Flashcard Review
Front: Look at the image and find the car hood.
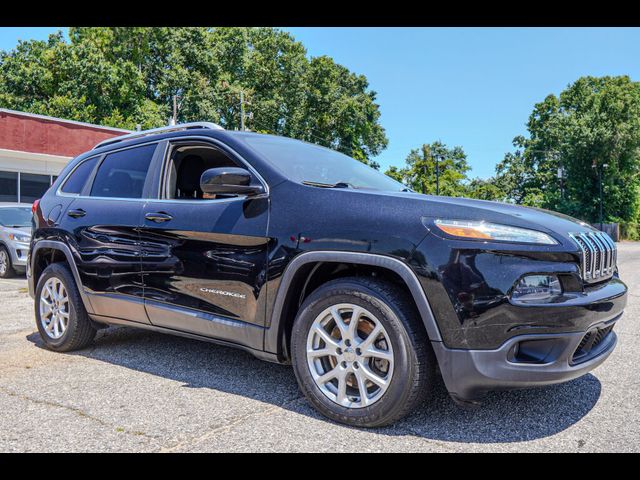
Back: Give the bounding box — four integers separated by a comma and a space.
2, 226, 31, 238
362, 190, 596, 242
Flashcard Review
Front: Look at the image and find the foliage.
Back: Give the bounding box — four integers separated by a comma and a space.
384, 141, 471, 196
495, 76, 640, 224
620, 222, 640, 241
0, 27, 387, 165
464, 177, 506, 202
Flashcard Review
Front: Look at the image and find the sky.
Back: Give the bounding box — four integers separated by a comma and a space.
2, 27, 640, 179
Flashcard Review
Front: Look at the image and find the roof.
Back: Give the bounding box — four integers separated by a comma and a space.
0, 109, 131, 158
0, 109, 130, 133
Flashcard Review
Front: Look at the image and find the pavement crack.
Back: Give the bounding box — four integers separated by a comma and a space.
394, 424, 465, 452
158, 394, 306, 452
0, 385, 156, 442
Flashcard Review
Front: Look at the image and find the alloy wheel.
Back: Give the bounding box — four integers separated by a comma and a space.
40, 277, 70, 339
306, 303, 394, 408
0, 249, 8, 276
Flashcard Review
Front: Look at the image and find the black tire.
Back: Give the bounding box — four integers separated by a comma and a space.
291, 276, 436, 427
34, 262, 96, 352
0, 245, 16, 278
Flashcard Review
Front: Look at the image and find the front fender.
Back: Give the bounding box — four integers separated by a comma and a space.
263, 250, 443, 359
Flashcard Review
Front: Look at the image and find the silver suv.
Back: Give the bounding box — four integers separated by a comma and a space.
0, 203, 32, 278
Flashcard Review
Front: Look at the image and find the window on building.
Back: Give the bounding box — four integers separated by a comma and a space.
20, 173, 51, 203
90, 144, 156, 198
0, 171, 19, 202
61, 156, 99, 194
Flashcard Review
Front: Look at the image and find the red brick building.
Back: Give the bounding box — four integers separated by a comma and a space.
0, 109, 129, 203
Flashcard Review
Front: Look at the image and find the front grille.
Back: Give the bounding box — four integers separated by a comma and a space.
569, 231, 617, 283
572, 324, 615, 364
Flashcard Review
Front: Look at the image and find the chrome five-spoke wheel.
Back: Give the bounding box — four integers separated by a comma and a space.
306, 303, 394, 408
39, 277, 70, 339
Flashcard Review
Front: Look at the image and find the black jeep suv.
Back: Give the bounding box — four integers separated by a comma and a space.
28, 122, 627, 427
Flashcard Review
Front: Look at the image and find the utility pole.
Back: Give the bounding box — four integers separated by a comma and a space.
435, 153, 440, 196
422, 164, 427, 194
169, 95, 178, 126
592, 159, 609, 230
557, 165, 565, 200
240, 90, 245, 131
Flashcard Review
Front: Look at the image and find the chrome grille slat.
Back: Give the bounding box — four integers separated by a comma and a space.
570, 231, 616, 283
600, 233, 616, 274
591, 234, 606, 277
569, 234, 589, 280
598, 232, 612, 275
582, 234, 598, 278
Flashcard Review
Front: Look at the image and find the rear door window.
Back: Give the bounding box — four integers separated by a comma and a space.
90, 144, 156, 199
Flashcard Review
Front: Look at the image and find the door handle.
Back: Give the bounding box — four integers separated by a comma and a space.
145, 212, 173, 223
67, 208, 86, 218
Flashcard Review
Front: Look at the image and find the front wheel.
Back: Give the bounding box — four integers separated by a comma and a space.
291, 276, 436, 427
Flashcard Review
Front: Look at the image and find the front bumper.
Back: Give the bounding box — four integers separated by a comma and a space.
433, 314, 620, 403
8, 241, 29, 269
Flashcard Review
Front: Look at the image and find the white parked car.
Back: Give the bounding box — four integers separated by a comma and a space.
0, 203, 32, 278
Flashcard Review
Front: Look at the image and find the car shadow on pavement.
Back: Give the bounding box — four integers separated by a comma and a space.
27, 325, 601, 444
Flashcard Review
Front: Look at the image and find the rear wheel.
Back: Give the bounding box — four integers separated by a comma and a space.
291, 276, 436, 427
0, 246, 15, 278
35, 263, 96, 352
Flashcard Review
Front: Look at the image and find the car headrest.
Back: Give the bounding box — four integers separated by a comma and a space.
177, 154, 204, 198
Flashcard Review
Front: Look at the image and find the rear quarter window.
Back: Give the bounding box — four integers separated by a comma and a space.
60, 156, 100, 194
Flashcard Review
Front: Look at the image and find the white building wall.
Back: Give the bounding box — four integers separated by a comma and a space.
0, 148, 71, 175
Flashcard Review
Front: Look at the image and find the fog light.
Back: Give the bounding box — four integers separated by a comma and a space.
512, 275, 562, 302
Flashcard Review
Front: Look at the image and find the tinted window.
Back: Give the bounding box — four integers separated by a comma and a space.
240, 134, 405, 192
0, 171, 18, 202
20, 173, 51, 203
61, 157, 99, 194
0, 207, 32, 227
90, 144, 156, 198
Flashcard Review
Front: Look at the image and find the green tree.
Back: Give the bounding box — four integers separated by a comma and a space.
465, 177, 506, 201
496, 76, 640, 224
384, 141, 471, 196
0, 27, 387, 164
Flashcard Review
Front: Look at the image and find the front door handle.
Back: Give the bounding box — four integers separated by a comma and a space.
145, 212, 173, 223
67, 208, 86, 218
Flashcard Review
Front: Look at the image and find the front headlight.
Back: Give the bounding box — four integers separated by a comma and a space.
8, 233, 30, 243
433, 219, 558, 245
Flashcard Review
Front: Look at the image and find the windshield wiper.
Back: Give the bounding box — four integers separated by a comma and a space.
302, 180, 354, 189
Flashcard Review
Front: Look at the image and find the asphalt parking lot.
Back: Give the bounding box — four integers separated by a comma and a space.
1, 244, 639, 453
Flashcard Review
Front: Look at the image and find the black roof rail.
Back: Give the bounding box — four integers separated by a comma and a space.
93, 122, 224, 149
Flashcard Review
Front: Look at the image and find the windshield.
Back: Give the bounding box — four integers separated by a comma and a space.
240, 134, 406, 192
0, 207, 32, 227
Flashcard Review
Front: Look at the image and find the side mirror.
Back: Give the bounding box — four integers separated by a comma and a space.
200, 167, 264, 196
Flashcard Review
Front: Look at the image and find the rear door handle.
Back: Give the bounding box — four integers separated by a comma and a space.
67, 208, 86, 218
145, 212, 173, 223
